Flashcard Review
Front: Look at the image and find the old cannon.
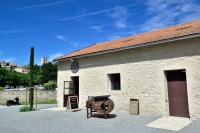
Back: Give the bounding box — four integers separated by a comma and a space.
86, 95, 114, 119
6, 97, 20, 106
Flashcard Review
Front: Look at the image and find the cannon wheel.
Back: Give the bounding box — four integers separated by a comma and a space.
104, 114, 109, 119
104, 114, 107, 119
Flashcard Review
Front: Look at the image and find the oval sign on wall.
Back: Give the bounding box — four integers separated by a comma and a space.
71, 61, 79, 73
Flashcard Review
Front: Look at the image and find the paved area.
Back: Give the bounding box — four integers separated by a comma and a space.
0, 104, 200, 133
146, 117, 193, 131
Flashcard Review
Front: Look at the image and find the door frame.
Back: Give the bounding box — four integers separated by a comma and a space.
70, 76, 79, 98
164, 68, 191, 118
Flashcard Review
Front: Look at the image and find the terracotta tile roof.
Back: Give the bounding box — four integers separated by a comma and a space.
55, 20, 200, 61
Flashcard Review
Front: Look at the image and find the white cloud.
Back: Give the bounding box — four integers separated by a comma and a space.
0, 50, 3, 55
16, 0, 75, 10
59, 4, 135, 21
73, 42, 78, 47
109, 6, 130, 28
59, 8, 114, 21
90, 25, 104, 32
180, 11, 200, 22
127, 30, 136, 36
49, 53, 64, 61
56, 35, 68, 41
3, 58, 16, 62
107, 35, 122, 40
69, 41, 78, 47
114, 21, 126, 28
0, 30, 32, 34
55, 35, 78, 47
141, 0, 200, 31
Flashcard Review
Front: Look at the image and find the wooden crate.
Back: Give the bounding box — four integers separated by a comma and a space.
129, 99, 139, 115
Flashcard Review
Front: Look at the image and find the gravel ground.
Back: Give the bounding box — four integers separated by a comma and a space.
0, 104, 200, 133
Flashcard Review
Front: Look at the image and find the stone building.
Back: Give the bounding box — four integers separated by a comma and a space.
13, 65, 28, 74
0, 61, 17, 71
0, 61, 6, 67
41, 57, 49, 65
54, 20, 200, 120
1, 61, 28, 74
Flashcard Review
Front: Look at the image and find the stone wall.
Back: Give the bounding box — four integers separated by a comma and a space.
57, 37, 200, 120
0, 90, 56, 101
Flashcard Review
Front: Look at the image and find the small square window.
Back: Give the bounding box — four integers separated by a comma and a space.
108, 73, 121, 90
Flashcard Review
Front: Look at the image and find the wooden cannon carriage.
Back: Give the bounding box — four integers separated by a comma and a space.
86, 95, 114, 119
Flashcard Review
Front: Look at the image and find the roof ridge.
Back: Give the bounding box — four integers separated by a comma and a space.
55, 43, 98, 60
95, 20, 200, 44
54, 19, 200, 61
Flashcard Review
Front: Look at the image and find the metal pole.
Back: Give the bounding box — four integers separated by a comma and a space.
36, 87, 37, 110
26, 87, 27, 106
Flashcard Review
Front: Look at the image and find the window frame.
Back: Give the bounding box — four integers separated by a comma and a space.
108, 73, 121, 91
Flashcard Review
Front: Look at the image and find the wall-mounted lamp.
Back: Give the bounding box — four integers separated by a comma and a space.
70, 58, 76, 62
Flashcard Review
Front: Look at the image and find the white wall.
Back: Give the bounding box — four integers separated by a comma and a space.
57, 37, 200, 119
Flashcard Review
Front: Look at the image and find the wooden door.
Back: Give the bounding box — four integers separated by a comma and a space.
167, 70, 189, 118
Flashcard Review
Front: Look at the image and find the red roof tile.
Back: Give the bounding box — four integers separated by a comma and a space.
55, 20, 200, 61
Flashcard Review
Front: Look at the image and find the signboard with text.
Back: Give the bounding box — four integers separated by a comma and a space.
68, 96, 79, 110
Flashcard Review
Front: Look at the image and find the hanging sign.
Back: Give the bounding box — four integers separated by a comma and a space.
71, 61, 79, 73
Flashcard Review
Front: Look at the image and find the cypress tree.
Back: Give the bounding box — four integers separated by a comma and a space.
29, 47, 34, 108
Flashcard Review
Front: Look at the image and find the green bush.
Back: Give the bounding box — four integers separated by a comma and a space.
43, 80, 57, 91
0, 87, 4, 91
19, 106, 35, 112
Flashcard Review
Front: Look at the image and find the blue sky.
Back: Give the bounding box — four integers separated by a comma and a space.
1, 0, 200, 66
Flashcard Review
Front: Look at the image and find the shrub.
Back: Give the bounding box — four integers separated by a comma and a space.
19, 106, 35, 112
0, 87, 4, 91
43, 80, 57, 91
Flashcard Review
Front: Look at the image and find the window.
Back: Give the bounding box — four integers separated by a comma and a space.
108, 73, 121, 90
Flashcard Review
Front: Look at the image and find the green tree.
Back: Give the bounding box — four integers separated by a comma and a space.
17, 72, 29, 86
43, 80, 57, 90
29, 47, 34, 108
33, 64, 41, 85
0, 68, 29, 87
5, 72, 14, 85
40, 62, 57, 84
10, 65, 13, 72
27, 64, 42, 85
0, 68, 7, 86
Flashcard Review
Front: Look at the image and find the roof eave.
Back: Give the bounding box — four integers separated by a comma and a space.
54, 33, 200, 62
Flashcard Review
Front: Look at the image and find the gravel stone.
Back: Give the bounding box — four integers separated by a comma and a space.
0, 104, 200, 133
